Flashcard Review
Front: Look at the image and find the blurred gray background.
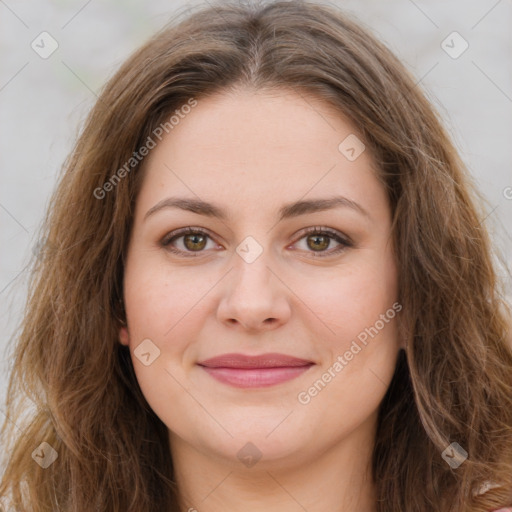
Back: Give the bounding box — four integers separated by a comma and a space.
1, 0, 511, 403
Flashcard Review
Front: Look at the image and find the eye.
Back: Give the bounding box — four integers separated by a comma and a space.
161, 227, 218, 257
161, 226, 352, 258
291, 226, 352, 257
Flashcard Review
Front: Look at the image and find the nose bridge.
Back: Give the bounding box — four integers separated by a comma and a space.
230, 235, 276, 300
217, 234, 291, 330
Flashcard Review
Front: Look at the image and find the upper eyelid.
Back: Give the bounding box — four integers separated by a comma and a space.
162, 226, 351, 250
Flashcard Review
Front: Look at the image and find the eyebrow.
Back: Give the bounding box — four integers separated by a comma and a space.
144, 195, 369, 222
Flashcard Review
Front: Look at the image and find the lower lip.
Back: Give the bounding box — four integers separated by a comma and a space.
200, 365, 313, 388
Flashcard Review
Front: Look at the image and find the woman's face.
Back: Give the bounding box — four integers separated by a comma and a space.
120, 88, 401, 470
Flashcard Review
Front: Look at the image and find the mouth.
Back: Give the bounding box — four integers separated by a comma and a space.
197, 353, 315, 388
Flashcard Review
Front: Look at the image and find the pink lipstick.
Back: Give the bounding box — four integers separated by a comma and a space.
198, 353, 314, 388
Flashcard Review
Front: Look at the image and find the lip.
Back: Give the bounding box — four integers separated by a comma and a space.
197, 353, 314, 388
199, 353, 313, 369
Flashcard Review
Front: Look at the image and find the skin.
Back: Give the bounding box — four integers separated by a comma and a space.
119, 87, 402, 512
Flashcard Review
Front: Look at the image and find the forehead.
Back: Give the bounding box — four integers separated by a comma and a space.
136, 88, 387, 221
155, 88, 364, 163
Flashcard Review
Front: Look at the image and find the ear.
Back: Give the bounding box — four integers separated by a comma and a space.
119, 326, 131, 346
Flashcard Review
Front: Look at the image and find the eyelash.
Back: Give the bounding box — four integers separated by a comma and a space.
160, 226, 353, 258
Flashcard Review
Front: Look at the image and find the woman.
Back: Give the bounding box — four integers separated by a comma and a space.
1, 1, 511, 511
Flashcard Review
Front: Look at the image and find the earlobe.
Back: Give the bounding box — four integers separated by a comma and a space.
119, 326, 130, 346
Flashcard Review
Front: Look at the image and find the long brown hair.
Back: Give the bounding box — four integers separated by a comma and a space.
1, 1, 511, 510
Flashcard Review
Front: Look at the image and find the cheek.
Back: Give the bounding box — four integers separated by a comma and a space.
297, 252, 398, 347
294, 250, 400, 398
123, 258, 204, 342
122, 259, 216, 400
297, 288, 400, 436
122, 261, 204, 430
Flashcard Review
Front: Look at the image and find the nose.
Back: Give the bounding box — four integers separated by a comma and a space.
216, 249, 291, 332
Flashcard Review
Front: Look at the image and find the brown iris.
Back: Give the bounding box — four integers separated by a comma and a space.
307, 234, 330, 251
183, 233, 207, 251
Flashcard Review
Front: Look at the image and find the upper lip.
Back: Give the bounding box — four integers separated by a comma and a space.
198, 353, 314, 369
